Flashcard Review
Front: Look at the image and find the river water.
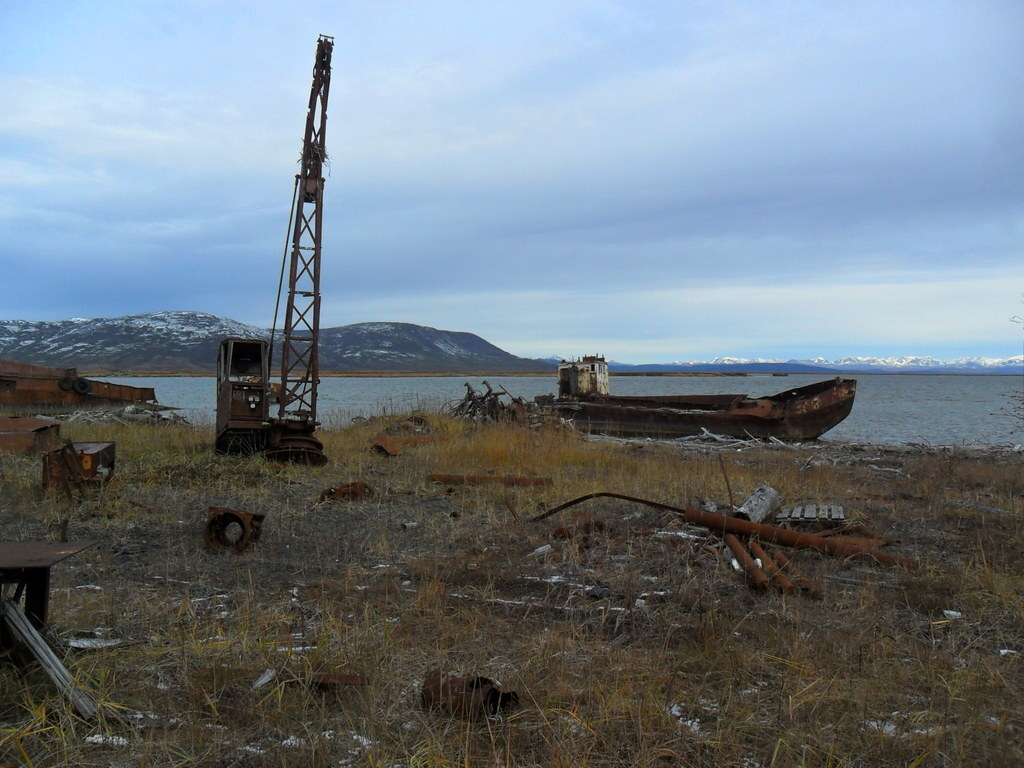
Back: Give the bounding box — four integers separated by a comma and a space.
106, 373, 1024, 447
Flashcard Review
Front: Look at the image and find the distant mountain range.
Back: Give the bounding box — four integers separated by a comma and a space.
599, 355, 1023, 375
0, 311, 548, 373
0, 311, 1020, 374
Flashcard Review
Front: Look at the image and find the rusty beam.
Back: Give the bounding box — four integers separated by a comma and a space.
318, 481, 376, 502
428, 474, 552, 488
372, 435, 439, 457
530, 492, 916, 568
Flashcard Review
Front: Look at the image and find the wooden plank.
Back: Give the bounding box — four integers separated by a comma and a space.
1, 599, 97, 719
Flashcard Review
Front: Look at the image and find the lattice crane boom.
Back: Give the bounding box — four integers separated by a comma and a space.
278, 33, 333, 424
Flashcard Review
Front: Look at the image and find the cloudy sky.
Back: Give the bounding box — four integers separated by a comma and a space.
1, 1, 1021, 363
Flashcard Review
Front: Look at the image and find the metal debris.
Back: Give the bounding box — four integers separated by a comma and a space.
372, 434, 438, 457
428, 473, 552, 488
722, 533, 769, 590
204, 507, 265, 553
0, 359, 156, 409
318, 481, 376, 502
0, 541, 99, 631
768, 547, 821, 598
747, 539, 799, 594
43, 442, 116, 490
532, 492, 916, 569
421, 669, 519, 721
1, 599, 98, 719
0, 416, 61, 454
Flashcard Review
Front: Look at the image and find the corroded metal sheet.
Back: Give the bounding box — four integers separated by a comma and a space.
0, 416, 61, 453
0, 359, 156, 408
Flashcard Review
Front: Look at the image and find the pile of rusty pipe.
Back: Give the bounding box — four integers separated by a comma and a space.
429, 474, 552, 487
748, 539, 798, 594
769, 546, 821, 598
531, 492, 917, 569
723, 533, 769, 589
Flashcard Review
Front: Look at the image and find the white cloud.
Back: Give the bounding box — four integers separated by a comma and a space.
0, 1, 1020, 361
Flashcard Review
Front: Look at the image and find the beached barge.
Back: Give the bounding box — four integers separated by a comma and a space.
537, 356, 856, 441
0, 360, 156, 410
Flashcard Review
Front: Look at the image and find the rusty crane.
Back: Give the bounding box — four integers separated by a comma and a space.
215, 35, 333, 465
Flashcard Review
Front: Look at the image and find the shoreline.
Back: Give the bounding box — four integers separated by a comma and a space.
81, 369, 1022, 378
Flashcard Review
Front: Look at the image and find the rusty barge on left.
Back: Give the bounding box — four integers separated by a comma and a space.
0, 360, 157, 410
536, 356, 856, 441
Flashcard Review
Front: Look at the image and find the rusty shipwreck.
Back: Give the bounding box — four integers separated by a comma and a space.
0, 360, 156, 411
536, 356, 856, 441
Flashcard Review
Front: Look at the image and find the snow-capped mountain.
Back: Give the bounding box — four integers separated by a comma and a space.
636, 355, 1023, 374
1, 312, 1019, 374
0, 312, 548, 373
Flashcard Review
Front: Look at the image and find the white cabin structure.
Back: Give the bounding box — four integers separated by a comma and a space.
557, 355, 609, 398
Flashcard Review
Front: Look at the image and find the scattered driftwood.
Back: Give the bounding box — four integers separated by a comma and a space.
444, 382, 529, 424
44, 405, 187, 426
1, 599, 97, 719
734, 485, 782, 524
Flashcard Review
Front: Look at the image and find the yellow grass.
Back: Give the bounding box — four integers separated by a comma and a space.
0, 412, 1021, 766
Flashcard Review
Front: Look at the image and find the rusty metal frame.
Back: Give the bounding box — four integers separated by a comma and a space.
277, 34, 333, 427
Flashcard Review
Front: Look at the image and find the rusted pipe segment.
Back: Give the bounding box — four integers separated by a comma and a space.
816, 524, 892, 545
503, 499, 520, 523
765, 547, 821, 599
826, 535, 885, 550
530, 492, 917, 569
747, 539, 798, 594
204, 507, 265, 553
428, 474, 553, 487
723, 533, 769, 590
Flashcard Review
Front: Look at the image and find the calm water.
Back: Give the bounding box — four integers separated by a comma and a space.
107, 373, 1023, 447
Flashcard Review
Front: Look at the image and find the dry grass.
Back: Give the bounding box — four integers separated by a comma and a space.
0, 412, 1021, 766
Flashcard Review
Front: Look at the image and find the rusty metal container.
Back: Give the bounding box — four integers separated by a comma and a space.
0, 417, 61, 454
43, 442, 116, 487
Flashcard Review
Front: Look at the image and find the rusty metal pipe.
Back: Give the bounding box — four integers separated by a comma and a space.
748, 539, 798, 594
768, 546, 822, 599
530, 492, 916, 569
429, 474, 552, 487
723, 533, 769, 590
